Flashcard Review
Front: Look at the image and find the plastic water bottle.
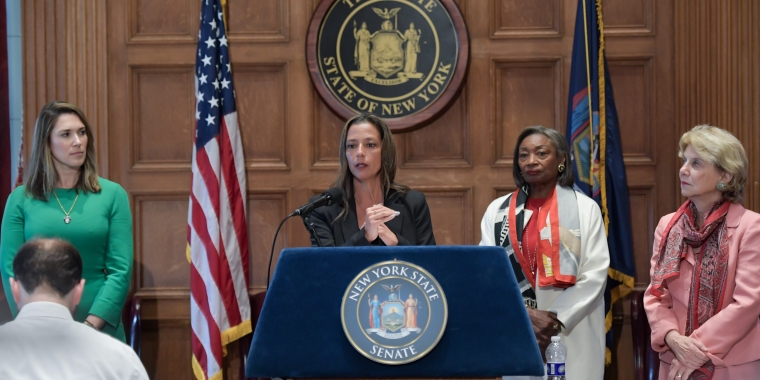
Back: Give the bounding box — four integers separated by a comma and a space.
545, 335, 566, 380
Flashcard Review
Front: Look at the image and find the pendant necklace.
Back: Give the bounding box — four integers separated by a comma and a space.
523, 225, 538, 278
53, 190, 79, 224
524, 206, 542, 278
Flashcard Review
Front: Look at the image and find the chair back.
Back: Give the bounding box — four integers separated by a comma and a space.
122, 295, 142, 357
128, 296, 142, 356
631, 289, 659, 380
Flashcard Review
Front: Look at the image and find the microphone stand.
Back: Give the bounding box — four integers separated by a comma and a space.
267, 188, 341, 287
266, 213, 323, 288
302, 214, 323, 248
266, 215, 292, 289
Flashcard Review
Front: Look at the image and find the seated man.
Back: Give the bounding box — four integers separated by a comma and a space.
0, 238, 148, 380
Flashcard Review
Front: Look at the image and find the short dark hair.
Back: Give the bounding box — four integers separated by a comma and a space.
13, 239, 83, 297
512, 126, 574, 188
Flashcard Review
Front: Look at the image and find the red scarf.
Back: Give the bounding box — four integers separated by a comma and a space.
508, 187, 576, 289
651, 200, 730, 380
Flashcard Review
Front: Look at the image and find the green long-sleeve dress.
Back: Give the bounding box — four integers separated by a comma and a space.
1, 178, 133, 342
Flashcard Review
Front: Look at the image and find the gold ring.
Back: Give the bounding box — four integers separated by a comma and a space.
553, 323, 559, 330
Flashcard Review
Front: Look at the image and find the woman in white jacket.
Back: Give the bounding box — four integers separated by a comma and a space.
479, 126, 610, 380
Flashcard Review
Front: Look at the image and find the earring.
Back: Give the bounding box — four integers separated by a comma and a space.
716, 181, 726, 191
558, 164, 565, 173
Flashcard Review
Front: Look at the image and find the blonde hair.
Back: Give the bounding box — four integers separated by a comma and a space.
678, 125, 747, 203
25, 101, 101, 200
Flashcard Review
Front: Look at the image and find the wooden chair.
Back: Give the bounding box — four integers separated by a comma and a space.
239, 291, 268, 380
122, 295, 142, 357
124, 292, 264, 376
631, 289, 659, 380
128, 296, 142, 356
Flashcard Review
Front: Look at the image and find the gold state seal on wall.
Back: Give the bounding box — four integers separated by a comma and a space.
341, 260, 448, 365
307, 0, 469, 132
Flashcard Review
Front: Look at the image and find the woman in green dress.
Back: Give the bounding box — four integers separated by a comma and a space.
1, 101, 133, 342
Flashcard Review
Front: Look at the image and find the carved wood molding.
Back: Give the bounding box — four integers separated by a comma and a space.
127, 0, 199, 45
489, 0, 562, 39
490, 57, 562, 167
602, 0, 654, 37
413, 186, 473, 244
226, 0, 290, 43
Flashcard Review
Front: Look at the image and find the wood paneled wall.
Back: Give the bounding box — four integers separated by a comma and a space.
674, 0, 760, 211
11, 0, 758, 379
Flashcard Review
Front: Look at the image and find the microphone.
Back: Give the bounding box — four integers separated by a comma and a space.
267, 187, 343, 287
288, 187, 343, 217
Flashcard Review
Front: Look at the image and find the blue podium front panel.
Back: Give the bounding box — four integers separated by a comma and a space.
246, 246, 544, 378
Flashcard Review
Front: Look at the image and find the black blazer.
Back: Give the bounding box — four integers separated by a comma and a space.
309, 189, 436, 247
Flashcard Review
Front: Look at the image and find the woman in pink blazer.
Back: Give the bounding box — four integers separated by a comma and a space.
644, 125, 760, 380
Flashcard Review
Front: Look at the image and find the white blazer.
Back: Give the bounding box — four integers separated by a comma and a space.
479, 190, 610, 380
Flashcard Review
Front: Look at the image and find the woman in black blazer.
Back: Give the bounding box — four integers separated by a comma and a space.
310, 114, 436, 247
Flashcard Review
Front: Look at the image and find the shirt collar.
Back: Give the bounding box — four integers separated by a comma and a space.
16, 301, 75, 321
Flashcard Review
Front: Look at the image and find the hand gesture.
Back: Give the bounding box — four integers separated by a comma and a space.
665, 330, 709, 369
377, 223, 398, 246
363, 204, 399, 242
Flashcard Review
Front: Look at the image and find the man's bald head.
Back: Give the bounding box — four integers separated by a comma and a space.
13, 238, 82, 297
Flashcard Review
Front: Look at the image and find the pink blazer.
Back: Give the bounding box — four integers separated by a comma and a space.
644, 203, 760, 368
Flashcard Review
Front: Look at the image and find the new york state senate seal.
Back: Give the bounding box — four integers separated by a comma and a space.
341, 260, 447, 365
307, 0, 469, 132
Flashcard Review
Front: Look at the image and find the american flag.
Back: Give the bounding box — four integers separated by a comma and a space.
188, 0, 251, 379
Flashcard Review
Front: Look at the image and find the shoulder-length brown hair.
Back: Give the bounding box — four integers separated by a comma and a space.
25, 101, 101, 200
512, 126, 574, 189
333, 114, 408, 220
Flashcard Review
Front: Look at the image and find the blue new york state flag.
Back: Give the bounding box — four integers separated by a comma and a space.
565, 0, 636, 365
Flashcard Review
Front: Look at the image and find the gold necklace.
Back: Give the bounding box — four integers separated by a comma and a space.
524, 226, 538, 277
53, 190, 79, 224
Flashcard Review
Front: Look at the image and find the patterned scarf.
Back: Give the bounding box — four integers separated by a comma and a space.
650, 200, 730, 380
493, 185, 582, 308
